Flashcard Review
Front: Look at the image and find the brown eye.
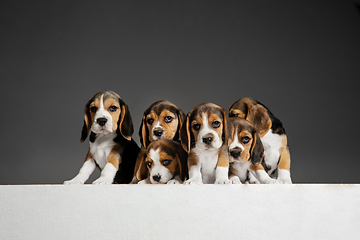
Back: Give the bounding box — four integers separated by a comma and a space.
230, 113, 238, 117
193, 124, 201, 131
242, 136, 250, 144
146, 161, 152, 168
164, 116, 173, 123
147, 118, 154, 125
212, 121, 221, 128
109, 106, 118, 112
162, 159, 171, 166
90, 107, 98, 113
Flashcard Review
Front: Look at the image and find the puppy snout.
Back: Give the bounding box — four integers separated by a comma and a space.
97, 118, 107, 126
152, 174, 161, 182
202, 136, 213, 145
230, 150, 241, 159
153, 129, 163, 137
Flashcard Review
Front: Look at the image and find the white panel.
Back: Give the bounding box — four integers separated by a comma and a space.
0, 185, 359, 240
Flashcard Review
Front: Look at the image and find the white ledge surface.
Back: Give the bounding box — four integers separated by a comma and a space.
0, 184, 359, 240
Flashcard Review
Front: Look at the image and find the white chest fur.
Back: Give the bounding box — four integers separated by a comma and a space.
261, 130, 282, 173
193, 148, 219, 184
90, 133, 117, 170
231, 161, 251, 183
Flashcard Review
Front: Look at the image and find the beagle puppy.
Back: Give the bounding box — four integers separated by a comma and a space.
64, 91, 139, 185
139, 100, 185, 147
136, 139, 187, 184
181, 103, 232, 184
228, 118, 281, 184
131, 100, 185, 183
229, 98, 292, 184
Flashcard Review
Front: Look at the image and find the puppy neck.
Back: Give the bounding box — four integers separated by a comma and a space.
90, 132, 117, 145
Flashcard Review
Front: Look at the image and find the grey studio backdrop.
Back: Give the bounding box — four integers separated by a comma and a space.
1, 0, 359, 184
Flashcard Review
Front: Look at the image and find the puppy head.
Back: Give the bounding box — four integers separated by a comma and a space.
136, 139, 185, 184
181, 103, 230, 152
228, 118, 264, 165
81, 91, 134, 142
229, 98, 271, 138
139, 100, 185, 148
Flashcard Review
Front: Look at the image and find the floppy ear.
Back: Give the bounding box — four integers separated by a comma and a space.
250, 133, 264, 165
139, 115, 150, 148
177, 145, 188, 181
230, 98, 253, 119
227, 121, 235, 147
180, 113, 191, 153
81, 103, 92, 142
136, 152, 149, 181
246, 104, 271, 138
118, 99, 134, 141
174, 107, 186, 142
220, 108, 231, 146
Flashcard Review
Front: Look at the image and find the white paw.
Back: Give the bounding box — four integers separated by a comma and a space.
215, 179, 232, 184
137, 180, 148, 184
266, 179, 282, 184
277, 170, 292, 184
278, 178, 292, 184
167, 179, 181, 185
63, 178, 84, 185
184, 179, 203, 185
92, 177, 113, 185
229, 176, 242, 184
249, 178, 260, 184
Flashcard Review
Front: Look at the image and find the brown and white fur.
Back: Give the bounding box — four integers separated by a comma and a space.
229, 98, 292, 184
228, 118, 281, 184
131, 100, 185, 183
64, 91, 139, 185
181, 103, 232, 184
136, 139, 187, 184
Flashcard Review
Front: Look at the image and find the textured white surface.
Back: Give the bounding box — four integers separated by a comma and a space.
0, 185, 359, 240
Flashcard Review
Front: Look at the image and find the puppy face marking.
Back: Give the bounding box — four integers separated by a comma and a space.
229, 126, 254, 163
90, 94, 121, 134
145, 148, 177, 184
146, 109, 179, 142
191, 112, 223, 150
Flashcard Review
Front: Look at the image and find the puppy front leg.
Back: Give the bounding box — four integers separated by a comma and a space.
64, 150, 96, 185
184, 164, 203, 184
93, 150, 120, 185
138, 177, 151, 184
184, 152, 203, 184
228, 165, 241, 184
249, 163, 281, 184
248, 172, 260, 184
215, 167, 232, 184
277, 142, 292, 184
215, 145, 232, 184
167, 175, 182, 184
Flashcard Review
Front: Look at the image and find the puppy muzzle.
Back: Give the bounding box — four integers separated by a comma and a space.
152, 127, 164, 140
229, 147, 246, 162
92, 116, 113, 133
199, 133, 217, 149
230, 149, 241, 159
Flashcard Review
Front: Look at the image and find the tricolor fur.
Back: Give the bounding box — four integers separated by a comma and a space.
180, 103, 232, 184
64, 91, 139, 185
131, 100, 185, 183
229, 98, 292, 184
228, 118, 281, 184
136, 139, 187, 184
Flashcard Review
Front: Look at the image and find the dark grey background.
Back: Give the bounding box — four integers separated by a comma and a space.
1, 0, 359, 184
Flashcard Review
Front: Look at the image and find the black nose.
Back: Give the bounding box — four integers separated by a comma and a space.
230, 150, 241, 159
154, 129, 163, 137
202, 137, 213, 145
152, 175, 161, 182
97, 118, 107, 126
